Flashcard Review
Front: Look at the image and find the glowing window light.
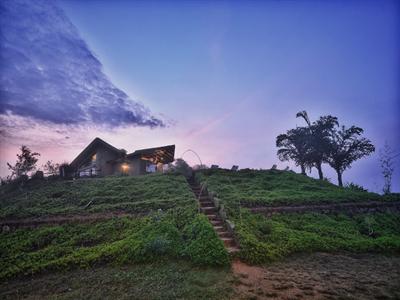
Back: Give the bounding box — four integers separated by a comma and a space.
122, 163, 129, 171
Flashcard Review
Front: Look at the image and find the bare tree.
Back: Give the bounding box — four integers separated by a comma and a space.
379, 142, 397, 194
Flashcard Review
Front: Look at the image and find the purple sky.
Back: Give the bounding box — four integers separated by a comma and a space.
1, 0, 399, 192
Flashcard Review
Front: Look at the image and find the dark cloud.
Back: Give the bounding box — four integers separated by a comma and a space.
0, 0, 164, 128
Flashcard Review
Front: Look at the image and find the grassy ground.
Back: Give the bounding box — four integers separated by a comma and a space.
0, 212, 229, 280
2, 253, 399, 299
196, 169, 395, 209
0, 260, 234, 300
196, 169, 400, 264
0, 173, 194, 219
2, 169, 399, 298
236, 211, 400, 263
0, 173, 230, 281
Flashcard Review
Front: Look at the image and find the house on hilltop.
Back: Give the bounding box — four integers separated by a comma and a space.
64, 138, 175, 178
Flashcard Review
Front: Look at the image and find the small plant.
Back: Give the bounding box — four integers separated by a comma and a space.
144, 237, 171, 255
358, 216, 378, 238
258, 222, 272, 235
345, 182, 367, 192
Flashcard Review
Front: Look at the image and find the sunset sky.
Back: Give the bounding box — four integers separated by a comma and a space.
0, 0, 399, 192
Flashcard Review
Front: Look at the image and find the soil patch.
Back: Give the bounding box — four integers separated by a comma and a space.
232, 252, 400, 299
0, 211, 146, 230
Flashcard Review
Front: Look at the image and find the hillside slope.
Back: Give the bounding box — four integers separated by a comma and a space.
196, 169, 396, 209
0, 173, 194, 219
196, 169, 400, 264
0, 173, 231, 279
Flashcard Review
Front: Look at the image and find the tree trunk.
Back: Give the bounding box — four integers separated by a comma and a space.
316, 163, 323, 180
337, 170, 343, 187
300, 164, 306, 175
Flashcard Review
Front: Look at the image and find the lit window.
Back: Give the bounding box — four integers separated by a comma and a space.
92, 153, 97, 161
122, 163, 129, 173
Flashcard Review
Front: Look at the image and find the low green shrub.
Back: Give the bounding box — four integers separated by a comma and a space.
345, 182, 368, 192
0, 210, 229, 280
182, 214, 229, 266
234, 210, 400, 264
118, 218, 183, 263
258, 222, 272, 235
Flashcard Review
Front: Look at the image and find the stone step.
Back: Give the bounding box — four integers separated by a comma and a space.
227, 246, 240, 254
213, 226, 225, 232
211, 220, 223, 226
193, 193, 203, 196
194, 192, 206, 196
200, 201, 214, 207
221, 238, 235, 247
217, 231, 231, 238
197, 198, 214, 204
201, 207, 217, 214
206, 214, 219, 221
188, 180, 240, 253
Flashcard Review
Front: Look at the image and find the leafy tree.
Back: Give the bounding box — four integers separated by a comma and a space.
276, 127, 311, 175
296, 111, 338, 180
192, 164, 209, 170
43, 160, 60, 176
379, 142, 397, 194
7, 146, 40, 179
168, 158, 192, 178
327, 125, 375, 187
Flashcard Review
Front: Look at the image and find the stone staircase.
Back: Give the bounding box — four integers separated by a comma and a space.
188, 180, 240, 254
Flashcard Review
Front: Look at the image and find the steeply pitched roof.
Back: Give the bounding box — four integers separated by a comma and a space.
127, 144, 175, 164
69, 137, 124, 168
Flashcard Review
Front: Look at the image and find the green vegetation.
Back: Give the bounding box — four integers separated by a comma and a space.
197, 169, 400, 264
0, 173, 194, 219
182, 214, 230, 266
236, 210, 400, 264
197, 169, 393, 209
0, 261, 233, 300
0, 211, 229, 280
2, 167, 399, 287
0, 173, 229, 281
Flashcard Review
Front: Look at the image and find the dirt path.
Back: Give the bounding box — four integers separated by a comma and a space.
3, 200, 398, 230
0, 211, 145, 230
248, 200, 400, 216
231, 252, 400, 300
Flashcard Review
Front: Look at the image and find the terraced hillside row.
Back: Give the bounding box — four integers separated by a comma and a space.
0, 173, 230, 280
0, 174, 195, 219
0, 212, 231, 279
196, 169, 398, 209
196, 169, 400, 264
